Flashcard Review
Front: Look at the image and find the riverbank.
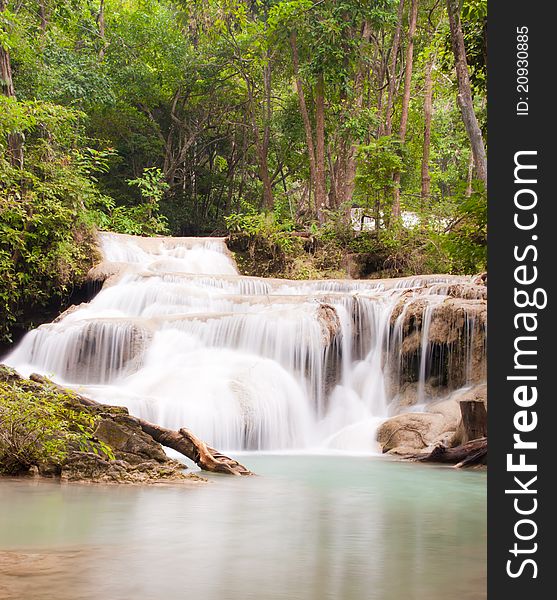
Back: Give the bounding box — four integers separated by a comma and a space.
0, 365, 205, 484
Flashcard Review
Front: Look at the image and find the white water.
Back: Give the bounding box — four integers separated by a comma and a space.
5, 232, 480, 453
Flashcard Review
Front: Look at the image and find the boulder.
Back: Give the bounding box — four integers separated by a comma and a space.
316, 303, 341, 345
377, 412, 451, 453
93, 415, 169, 465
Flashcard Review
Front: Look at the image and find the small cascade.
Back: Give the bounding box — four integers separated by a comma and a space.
3, 232, 486, 453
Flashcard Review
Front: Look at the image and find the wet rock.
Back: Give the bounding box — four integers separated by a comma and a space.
0, 365, 203, 484
391, 381, 446, 409
87, 261, 132, 288
60, 452, 194, 484
93, 416, 169, 465
377, 412, 450, 453
52, 304, 87, 323
426, 396, 461, 423
0, 365, 21, 384
389, 294, 486, 395
60, 320, 153, 383
428, 283, 487, 300
316, 303, 341, 345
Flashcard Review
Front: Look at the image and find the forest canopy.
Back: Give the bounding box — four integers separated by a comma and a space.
0, 0, 487, 340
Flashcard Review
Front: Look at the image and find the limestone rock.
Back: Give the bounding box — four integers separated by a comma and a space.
87, 261, 132, 288
377, 412, 452, 453
389, 294, 487, 395
60, 452, 197, 484
317, 303, 341, 345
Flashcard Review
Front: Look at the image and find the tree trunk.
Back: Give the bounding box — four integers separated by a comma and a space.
137, 421, 253, 476
290, 30, 317, 216
98, 0, 107, 59
260, 56, 274, 210
392, 0, 418, 219
0, 0, 23, 168
315, 71, 327, 217
421, 56, 434, 202
399, 0, 419, 136
339, 20, 372, 208
249, 73, 274, 211
39, 0, 48, 32
459, 399, 487, 443
384, 0, 405, 136
466, 151, 474, 196
446, 0, 487, 186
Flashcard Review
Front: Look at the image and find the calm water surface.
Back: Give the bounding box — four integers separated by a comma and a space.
0, 455, 486, 600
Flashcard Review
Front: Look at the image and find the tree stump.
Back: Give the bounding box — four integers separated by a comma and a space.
460, 399, 487, 443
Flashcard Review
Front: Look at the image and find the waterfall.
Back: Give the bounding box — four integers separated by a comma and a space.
3, 232, 485, 453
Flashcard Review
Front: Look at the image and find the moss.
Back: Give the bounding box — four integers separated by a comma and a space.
0, 366, 114, 476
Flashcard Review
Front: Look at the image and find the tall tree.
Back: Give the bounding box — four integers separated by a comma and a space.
314, 70, 327, 217
421, 55, 434, 201
290, 29, 317, 215
384, 0, 405, 136
446, 0, 487, 186
98, 0, 107, 59
392, 0, 419, 218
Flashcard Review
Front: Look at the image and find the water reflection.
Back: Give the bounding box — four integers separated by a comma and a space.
0, 456, 486, 600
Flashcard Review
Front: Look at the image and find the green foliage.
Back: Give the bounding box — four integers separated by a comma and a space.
0, 375, 114, 476
92, 167, 170, 235
0, 97, 101, 341
442, 184, 487, 273
355, 137, 404, 210
0, 0, 488, 314
225, 209, 296, 254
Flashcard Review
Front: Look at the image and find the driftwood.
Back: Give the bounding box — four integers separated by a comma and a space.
412, 437, 487, 468
137, 420, 252, 476
30, 373, 252, 476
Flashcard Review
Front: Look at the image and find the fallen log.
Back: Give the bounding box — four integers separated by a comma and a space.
30, 373, 252, 476
411, 437, 487, 468
137, 420, 252, 476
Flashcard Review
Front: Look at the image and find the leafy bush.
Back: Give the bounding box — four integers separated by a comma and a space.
442, 185, 487, 273
0, 97, 170, 341
0, 374, 114, 475
0, 98, 102, 341
91, 167, 169, 235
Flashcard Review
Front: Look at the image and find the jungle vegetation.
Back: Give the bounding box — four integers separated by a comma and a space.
0, 0, 487, 341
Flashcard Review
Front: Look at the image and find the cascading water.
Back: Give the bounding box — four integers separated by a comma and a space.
4, 232, 485, 453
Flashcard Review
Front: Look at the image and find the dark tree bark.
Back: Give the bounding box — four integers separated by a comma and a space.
392, 0, 418, 219
39, 0, 48, 32
337, 20, 372, 208
459, 399, 487, 443
413, 437, 487, 467
251, 55, 274, 210
446, 0, 487, 186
